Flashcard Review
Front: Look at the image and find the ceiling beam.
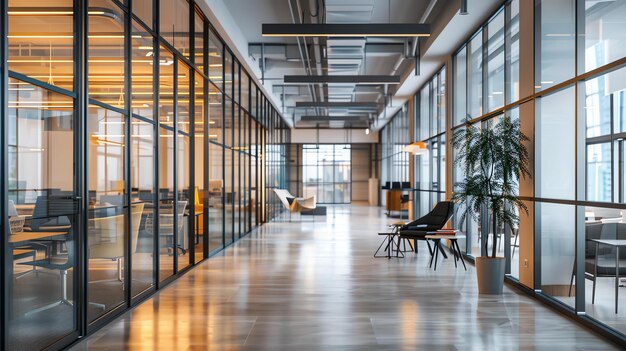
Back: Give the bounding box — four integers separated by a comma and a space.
284, 75, 400, 84
262, 23, 431, 37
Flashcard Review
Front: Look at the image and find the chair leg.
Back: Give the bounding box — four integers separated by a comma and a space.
592, 278, 596, 304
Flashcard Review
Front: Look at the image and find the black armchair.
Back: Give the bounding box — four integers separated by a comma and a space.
398, 201, 454, 253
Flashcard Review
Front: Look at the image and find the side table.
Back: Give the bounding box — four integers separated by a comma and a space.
424, 233, 467, 271
374, 231, 404, 259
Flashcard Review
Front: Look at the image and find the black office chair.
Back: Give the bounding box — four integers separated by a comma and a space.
398, 201, 454, 255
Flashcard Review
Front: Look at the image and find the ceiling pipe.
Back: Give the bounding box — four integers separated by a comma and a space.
288, 0, 318, 107
460, 0, 469, 15
410, 0, 439, 59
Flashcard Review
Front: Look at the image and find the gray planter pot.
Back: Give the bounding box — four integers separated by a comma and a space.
476, 256, 506, 294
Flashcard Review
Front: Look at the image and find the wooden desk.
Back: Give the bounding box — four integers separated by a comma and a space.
9, 231, 68, 245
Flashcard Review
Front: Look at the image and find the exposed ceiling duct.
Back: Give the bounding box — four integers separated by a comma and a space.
230, 0, 449, 129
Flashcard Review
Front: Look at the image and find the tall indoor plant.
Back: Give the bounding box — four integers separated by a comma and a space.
452, 115, 531, 294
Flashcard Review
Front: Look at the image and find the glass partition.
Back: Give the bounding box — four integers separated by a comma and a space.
208, 141, 224, 252
88, 0, 125, 109
130, 119, 155, 297
86, 106, 127, 324
1, 0, 285, 348
8, 0, 74, 91
194, 72, 206, 262
160, 0, 190, 55
131, 21, 155, 120
158, 127, 175, 282
177, 134, 191, 270
7, 78, 78, 350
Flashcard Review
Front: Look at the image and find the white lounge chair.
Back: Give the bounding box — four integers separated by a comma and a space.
273, 189, 316, 221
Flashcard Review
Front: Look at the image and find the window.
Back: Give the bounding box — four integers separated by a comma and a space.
584, 0, 626, 72
302, 145, 352, 204
487, 11, 505, 111
537, 87, 576, 200
536, 0, 576, 90
468, 32, 483, 117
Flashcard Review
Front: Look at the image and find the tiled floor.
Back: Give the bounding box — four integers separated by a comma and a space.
70, 205, 620, 350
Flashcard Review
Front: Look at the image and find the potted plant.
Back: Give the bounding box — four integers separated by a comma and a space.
451, 115, 531, 294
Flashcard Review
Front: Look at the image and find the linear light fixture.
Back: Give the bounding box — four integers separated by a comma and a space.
284, 75, 400, 85
295, 101, 378, 109
301, 116, 364, 121
262, 23, 430, 37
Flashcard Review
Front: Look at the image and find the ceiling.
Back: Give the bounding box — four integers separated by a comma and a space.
223, 0, 449, 129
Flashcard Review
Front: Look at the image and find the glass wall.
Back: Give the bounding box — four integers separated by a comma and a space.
380, 106, 410, 206
445, 0, 626, 340
413, 68, 447, 221
302, 145, 352, 204
452, 3, 520, 267
534, 0, 626, 336
338, 0, 626, 342
1, 1, 287, 349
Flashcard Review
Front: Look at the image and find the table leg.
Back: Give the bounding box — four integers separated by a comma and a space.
433, 240, 440, 271
428, 240, 435, 268
451, 240, 458, 268
455, 240, 467, 271
387, 235, 392, 259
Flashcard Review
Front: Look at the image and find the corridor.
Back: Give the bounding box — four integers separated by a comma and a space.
70, 205, 618, 350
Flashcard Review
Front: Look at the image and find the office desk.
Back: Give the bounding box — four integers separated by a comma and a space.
9, 231, 68, 245
591, 239, 626, 314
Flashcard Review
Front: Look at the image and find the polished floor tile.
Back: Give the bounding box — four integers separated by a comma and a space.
69, 205, 621, 350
